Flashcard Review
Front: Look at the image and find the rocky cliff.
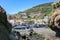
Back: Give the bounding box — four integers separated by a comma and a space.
0, 6, 12, 40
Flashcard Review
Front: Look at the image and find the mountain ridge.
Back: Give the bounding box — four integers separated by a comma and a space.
18, 2, 53, 14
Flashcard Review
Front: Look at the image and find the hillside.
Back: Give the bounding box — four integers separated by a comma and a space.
24, 2, 52, 13
18, 2, 53, 18
8, 1, 60, 20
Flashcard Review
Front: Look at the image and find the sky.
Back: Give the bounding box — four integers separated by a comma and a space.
0, 0, 56, 14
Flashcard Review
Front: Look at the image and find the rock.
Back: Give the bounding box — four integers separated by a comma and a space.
48, 2, 60, 37
0, 6, 12, 40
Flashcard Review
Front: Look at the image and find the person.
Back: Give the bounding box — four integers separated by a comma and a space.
16, 32, 21, 40
22, 35, 27, 40
29, 29, 34, 36
27, 37, 30, 40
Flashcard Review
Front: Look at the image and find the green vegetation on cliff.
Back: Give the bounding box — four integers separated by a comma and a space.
18, 2, 53, 18
17, 1, 60, 19
24, 2, 52, 13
